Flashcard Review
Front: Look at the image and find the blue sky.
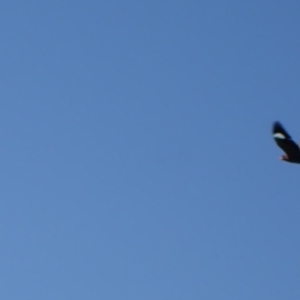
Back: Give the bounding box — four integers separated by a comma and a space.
0, 1, 299, 299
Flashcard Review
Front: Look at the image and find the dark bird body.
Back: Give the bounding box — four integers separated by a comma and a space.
273, 121, 300, 163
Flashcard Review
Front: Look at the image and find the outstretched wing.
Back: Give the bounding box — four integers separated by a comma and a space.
273, 121, 300, 157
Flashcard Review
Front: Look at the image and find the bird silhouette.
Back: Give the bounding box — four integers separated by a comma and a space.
273, 121, 300, 163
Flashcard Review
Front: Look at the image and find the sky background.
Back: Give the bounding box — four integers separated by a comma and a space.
0, 1, 299, 299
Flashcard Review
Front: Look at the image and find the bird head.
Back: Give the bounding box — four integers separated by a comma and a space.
280, 155, 288, 161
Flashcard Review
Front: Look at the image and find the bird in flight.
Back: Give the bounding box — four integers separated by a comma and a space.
273, 121, 300, 163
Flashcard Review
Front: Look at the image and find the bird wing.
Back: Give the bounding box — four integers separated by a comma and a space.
273, 121, 300, 157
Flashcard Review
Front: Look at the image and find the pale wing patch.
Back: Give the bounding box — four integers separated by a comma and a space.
273, 132, 286, 139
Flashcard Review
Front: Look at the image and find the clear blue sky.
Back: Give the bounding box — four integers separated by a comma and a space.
0, 1, 299, 299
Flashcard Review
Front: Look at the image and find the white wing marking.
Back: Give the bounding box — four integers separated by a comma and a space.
273, 132, 286, 139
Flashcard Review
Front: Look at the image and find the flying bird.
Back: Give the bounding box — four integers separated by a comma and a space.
273, 121, 300, 163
